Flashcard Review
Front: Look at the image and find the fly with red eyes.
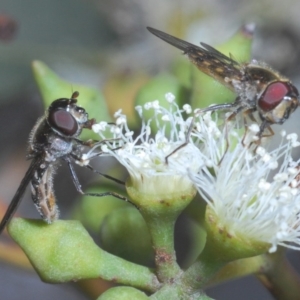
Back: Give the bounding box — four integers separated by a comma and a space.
147, 27, 300, 138
0, 92, 128, 234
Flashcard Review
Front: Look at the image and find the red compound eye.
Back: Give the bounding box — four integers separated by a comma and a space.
49, 109, 78, 136
258, 82, 290, 112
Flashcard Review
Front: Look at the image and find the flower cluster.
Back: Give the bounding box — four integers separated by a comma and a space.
92, 93, 203, 197
190, 112, 300, 253
91, 93, 300, 253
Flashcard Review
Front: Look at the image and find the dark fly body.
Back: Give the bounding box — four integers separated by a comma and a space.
147, 27, 300, 137
0, 92, 127, 234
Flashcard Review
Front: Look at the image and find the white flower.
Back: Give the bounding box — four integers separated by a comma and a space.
91, 93, 203, 197
189, 112, 300, 253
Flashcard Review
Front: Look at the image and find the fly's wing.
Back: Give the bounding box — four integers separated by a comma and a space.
0, 157, 43, 234
147, 27, 244, 91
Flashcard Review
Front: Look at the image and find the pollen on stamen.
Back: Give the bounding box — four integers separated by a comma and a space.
287, 133, 298, 141
152, 100, 160, 109
114, 109, 123, 118
92, 122, 107, 133
183, 104, 192, 114
256, 146, 266, 157
288, 167, 298, 175
280, 130, 287, 137
111, 126, 121, 135
135, 105, 142, 116
162, 114, 170, 122
291, 179, 298, 188
273, 172, 289, 182
258, 179, 271, 191
101, 145, 109, 153
286, 133, 300, 148
144, 102, 153, 110
248, 123, 260, 133
125, 131, 134, 137
116, 115, 126, 125
75, 154, 90, 166
165, 92, 175, 103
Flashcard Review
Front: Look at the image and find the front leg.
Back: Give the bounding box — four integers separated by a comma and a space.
64, 157, 136, 207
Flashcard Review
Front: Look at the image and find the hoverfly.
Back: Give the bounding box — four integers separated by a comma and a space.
147, 27, 300, 138
0, 92, 127, 234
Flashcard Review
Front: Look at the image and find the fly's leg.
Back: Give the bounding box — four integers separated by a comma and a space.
165, 101, 241, 165
84, 164, 125, 185
70, 152, 125, 186
258, 121, 274, 139
65, 158, 136, 208
243, 113, 273, 153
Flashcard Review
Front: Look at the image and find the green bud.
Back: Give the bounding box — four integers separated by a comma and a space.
100, 207, 154, 265
72, 185, 129, 232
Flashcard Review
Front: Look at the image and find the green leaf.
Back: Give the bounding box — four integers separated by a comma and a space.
32, 60, 111, 140
97, 287, 149, 300
8, 219, 107, 282
8, 218, 158, 292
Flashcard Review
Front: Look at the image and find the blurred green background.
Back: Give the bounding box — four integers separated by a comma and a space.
1, 0, 300, 299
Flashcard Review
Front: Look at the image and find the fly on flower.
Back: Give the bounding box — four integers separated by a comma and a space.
0, 92, 127, 235
147, 26, 300, 138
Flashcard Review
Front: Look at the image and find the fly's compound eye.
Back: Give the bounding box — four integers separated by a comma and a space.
48, 109, 78, 136
258, 82, 299, 112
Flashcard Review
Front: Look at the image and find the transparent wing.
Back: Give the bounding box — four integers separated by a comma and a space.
147, 27, 244, 91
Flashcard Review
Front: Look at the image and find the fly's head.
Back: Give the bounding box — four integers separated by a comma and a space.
256, 81, 299, 125
46, 91, 95, 138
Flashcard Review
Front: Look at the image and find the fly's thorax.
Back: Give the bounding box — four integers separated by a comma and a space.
46, 134, 74, 160
231, 78, 257, 108
28, 117, 74, 160
27, 116, 50, 156
246, 61, 284, 84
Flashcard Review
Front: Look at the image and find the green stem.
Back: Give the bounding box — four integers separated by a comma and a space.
182, 257, 226, 291
149, 283, 214, 300
142, 212, 182, 282
256, 248, 300, 300
125, 180, 196, 285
